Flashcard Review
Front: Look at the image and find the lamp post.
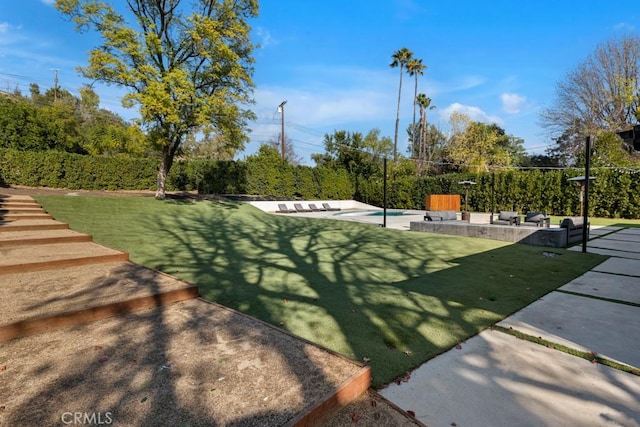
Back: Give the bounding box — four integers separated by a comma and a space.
458, 180, 476, 222
383, 157, 387, 228
582, 136, 591, 253
490, 171, 495, 224
567, 136, 595, 253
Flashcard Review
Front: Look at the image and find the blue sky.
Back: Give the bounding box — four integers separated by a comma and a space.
1, 1, 638, 164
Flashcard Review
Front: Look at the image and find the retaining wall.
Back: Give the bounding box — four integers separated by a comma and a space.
410, 221, 568, 248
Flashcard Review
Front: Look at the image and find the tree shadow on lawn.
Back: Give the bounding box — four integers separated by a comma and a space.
139, 201, 606, 388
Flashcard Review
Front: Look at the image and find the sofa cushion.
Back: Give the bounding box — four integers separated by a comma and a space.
561, 217, 584, 228
443, 210, 457, 220
525, 212, 545, 223
425, 211, 443, 220
498, 211, 517, 221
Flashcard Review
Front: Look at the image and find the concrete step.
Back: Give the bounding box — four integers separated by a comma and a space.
0, 229, 93, 247
0, 219, 69, 232
0, 241, 129, 274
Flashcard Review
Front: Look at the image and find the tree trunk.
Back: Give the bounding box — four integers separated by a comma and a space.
412, 75, 418, 127
394, 67, 404, 161
155, 150, 170, 199
155, 142, 178, 199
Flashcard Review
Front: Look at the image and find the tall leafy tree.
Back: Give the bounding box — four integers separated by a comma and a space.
56, 0, 258, 198
446, 112, 524, 172
390, 47, 413, 160
312, 129, 391, 176
540, 35, 640, 163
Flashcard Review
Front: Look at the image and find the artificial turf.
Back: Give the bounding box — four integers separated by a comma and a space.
36, 195, 607, 387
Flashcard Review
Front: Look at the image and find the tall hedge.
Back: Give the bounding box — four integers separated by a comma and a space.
0, 148, 353, 200
0, 149, 158, 190
1, 148, 639, 218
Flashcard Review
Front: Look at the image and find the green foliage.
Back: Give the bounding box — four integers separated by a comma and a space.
56, 0, 259, 197
183, 159, 248, 194
0, 90, 150, 156
0, 149, 157, 190
243, 145, 353, 199
407, 168, 640, 219
446, 112, 525, 172
4, 146, 640, 219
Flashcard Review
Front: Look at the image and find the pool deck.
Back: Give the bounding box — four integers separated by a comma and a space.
249, 201, 596, 248
248, 200, 426, 230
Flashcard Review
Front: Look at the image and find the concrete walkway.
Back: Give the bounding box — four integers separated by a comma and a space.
380, 227, 640, 426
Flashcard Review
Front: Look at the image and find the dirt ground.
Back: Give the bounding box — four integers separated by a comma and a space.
0, 298, 368, 426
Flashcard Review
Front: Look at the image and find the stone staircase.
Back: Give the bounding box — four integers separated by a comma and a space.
0, 194, 417, 426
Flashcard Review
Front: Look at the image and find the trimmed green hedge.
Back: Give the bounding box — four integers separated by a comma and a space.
0, 149, 158, 190
0, 148, 354, 200
411, 169, 640, 219
1, 148, 639, 218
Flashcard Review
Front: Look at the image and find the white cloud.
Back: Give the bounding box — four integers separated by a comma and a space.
428, 75, 487, 96
613, 22, 635, 32
0, 22, 9, 34
252, 64, 400, 127
254, 85, 392, 128
41, 0, 56, 5
438, 102, 503, 126
500, 92, 526, 114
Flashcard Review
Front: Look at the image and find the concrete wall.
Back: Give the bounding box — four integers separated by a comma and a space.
410, 221, 568, 248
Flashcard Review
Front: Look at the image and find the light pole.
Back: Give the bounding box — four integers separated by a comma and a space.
278, 100, 287, 160
566, 136, 596, 253
383, 157, 387, 228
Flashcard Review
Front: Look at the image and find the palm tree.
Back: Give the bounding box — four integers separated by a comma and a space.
406, 58, 427, 127
390, 47, 413, 160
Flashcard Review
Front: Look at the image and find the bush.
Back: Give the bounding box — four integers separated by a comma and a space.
2, 147, 640, 218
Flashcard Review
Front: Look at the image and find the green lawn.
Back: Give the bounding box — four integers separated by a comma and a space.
36, 196, 607, 387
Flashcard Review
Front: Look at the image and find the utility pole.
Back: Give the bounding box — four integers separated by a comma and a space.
51, 68, 59, 102
278, 100, 287, 160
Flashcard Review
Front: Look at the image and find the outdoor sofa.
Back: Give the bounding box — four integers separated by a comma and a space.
560, 216, 590, 244
424, 210, 458, 221
521, 212, 550, 227
491, 211, 520, 226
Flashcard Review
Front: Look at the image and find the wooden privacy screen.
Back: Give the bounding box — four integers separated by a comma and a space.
425, 194, 461, 211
